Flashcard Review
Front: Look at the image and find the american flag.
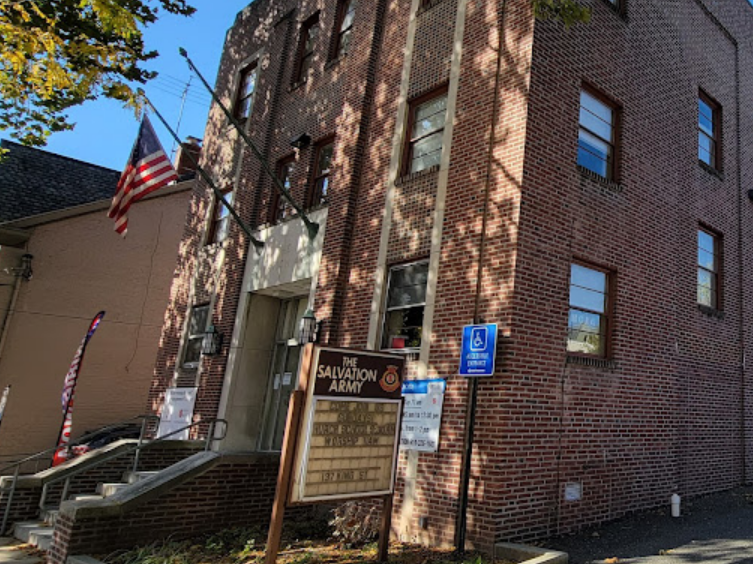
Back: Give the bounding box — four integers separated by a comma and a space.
108, 115, 178, 236
53, 311, 105, 466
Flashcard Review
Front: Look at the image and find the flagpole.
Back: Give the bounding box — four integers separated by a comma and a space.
179, 48, 320, 241
140, 93, 264, 250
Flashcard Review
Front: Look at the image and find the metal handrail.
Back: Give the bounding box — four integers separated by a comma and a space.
0, 414, 160, 534
0, 415, 160, 476
38, 417, 228, 514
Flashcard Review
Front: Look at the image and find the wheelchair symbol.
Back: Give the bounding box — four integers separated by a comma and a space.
470, 327, 487, 352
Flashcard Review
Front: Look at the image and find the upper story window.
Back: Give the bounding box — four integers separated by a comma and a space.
273, 158, 295, 222
578, 88, 617, 180
568, 262, 611, 357
207, 189, 233, 244
182, 304, 210, 369
698, 228, 721, 309
234, 63, 258, 120
332, 0, 357, 59
405, 89, 448, 174
698, 92, 721, 170
382, 261, 428, 351
295, 13, 320, 83
309, 141, 333, 206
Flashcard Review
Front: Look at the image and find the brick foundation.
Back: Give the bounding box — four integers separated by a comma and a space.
48, 454, 280, 564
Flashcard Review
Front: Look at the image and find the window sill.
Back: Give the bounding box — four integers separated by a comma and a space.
396, 165, 440, 186
381, 347, 420, 358
698, 160, 724, 181
698, 303, 725, 319
566, 355, 616, 369
325, 55, 345, 70
577, 165, 624, 194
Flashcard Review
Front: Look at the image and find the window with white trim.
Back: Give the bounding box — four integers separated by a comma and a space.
382, 262, 428, 350
182, 304, 210, 369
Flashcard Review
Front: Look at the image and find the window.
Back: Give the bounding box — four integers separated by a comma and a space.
698, 228, 721, 309
309, 141, 333, 206
332, 0, 357, 59
578, 88, 617, 180
699, 92, 720, 170
234, 63, 258, 120
405, 90, 447, 174
295, 14, 320, 83
207, 189, 234, 244
568, 263, 611, 357
182, 304, 210, 369
272, 158, 295, 222
382, 262, 428, 350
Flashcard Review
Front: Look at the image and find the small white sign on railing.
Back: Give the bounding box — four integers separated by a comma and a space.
158, 387, 197, 440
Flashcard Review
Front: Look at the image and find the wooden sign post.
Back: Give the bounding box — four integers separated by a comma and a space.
265, 345, 405, 564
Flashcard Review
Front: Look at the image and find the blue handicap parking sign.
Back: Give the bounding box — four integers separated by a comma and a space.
459, 323, 498, 377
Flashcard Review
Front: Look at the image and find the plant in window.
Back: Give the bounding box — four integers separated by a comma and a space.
382, 262, 428, 350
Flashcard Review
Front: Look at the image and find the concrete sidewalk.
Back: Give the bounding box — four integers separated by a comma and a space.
546, 486, 753, 564
0, 539, 43, 564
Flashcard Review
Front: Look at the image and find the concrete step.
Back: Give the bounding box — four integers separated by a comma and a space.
41, 508, 58, 526
95, 482, 128, 497
31, 528, 53, 551
69, 494, 104, 502
122, 470, 159, 484
13, 521, 53, 550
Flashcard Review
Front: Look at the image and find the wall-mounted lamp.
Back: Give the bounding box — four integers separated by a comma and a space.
201, 324, 224, 356
298, 309, 320, 344
3, 254, 33, 281
290, 133, 311, 150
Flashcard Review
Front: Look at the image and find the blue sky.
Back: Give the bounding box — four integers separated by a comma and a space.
12, 1, 249, 171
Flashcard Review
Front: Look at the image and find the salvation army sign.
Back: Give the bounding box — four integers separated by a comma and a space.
312, 348, 402, 397
290, 346, 404, 503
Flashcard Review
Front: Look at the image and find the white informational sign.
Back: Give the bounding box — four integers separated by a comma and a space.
157, 387, 197, 440
400, 379, 446, 452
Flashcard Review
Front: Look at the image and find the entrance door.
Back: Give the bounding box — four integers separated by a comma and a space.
258, 296, 308, 451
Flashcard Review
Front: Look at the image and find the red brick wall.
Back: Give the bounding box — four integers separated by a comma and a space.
149, 0, 753, 550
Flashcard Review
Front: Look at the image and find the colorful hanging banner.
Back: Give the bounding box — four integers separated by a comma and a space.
53, 311, 105, 466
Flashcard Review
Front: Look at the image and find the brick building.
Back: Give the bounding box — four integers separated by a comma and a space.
149, 0, 753, 550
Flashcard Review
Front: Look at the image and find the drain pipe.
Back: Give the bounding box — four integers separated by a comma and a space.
455, 0, 507, 552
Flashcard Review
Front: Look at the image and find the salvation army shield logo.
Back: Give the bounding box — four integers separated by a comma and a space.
379, 365, 401, 393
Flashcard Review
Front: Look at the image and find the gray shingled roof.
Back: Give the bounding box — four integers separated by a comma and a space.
0, 139, 120, 223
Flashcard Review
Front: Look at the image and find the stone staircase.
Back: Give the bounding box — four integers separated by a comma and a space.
12, 470, 159, 552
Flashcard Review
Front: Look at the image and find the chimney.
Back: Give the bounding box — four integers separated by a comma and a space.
174, 136, 202, 179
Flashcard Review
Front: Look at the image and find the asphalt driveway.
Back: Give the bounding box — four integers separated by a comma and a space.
546, 487, 753, 564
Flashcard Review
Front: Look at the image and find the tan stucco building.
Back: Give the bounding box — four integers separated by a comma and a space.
0, 140, 192, 458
